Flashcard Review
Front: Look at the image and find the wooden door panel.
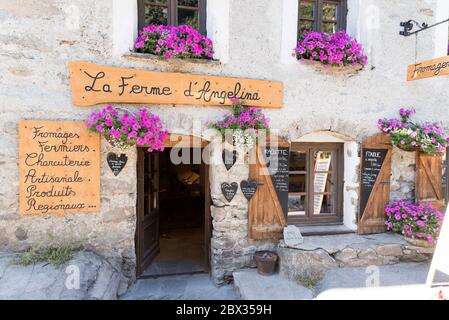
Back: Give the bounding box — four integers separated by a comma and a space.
358, 134, 392, 234
136, 149, 160, 277
416, 153, 444, 210
249, 146, 286, 239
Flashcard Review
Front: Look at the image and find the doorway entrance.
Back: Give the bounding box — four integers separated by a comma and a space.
136, 145, 211, 277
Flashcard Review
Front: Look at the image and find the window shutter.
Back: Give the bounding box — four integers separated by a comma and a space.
248, 144, 288, 240
358, 134, 392, 234
416, 152, 444, 210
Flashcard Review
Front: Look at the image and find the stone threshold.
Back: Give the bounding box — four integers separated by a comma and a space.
297, 224, 354, 236
277, 233, 435, 282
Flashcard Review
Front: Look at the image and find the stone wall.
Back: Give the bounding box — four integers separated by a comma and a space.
208, 140, 278, 285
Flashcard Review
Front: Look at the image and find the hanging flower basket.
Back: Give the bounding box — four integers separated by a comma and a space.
396, 144, 420, 152
208, 99, 270, 153
86, 105, 168, 153
378, 108, 449, 154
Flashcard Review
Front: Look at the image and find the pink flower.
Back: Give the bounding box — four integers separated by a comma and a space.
95, 125, 103, 132
135, 41, 144, 49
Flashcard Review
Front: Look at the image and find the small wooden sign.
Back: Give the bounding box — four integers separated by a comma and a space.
19, 120, 100, 215
221, 182, 238, 202
240, 180, 258, 200
69, 61, 283, 108
407, 55, 449, 81
107, 153, 128, 176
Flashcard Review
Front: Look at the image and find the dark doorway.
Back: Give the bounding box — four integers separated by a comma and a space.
136, 146, 211, 278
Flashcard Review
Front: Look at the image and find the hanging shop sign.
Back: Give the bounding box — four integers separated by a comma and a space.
69, 61, 283, 108
19, 120, 100, 215
407, 56, 449, 81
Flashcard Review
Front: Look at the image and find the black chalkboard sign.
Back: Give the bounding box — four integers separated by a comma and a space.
240, 180, 258, 200
360, 148, 387, 217
265, 146, 290, 217
221, 182, 238, 202
107, 153, 128, 176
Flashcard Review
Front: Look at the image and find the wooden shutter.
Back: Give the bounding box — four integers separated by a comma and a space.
248, 145, 287, 240
358, 134, 392, 234
416, 152, 444, 210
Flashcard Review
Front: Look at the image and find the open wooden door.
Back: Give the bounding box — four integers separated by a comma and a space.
248, 145, 287, 240
358, 134, 392, 234
416, 152, 444, 210
203, 162, 211, 272
136, 148, 160, 277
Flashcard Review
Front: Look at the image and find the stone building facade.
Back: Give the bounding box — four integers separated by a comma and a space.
0, 0, 448, 285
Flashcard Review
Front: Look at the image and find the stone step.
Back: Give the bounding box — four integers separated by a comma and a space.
233, 269, 313, 300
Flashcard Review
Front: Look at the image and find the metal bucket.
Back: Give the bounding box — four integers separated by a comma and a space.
254, 251, 278, 276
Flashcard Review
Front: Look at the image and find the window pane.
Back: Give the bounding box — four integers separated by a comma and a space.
288, 194, 306, 214
178, 0, 198, 7
299, 20, 314, 33
313, 194, 336, 215
289, 151, 307, 171
322, 2, 338, 21
322, 22, 337, 34
144, 0, 168, 25
178, 8, 199, 28
289, 174, 306, 193
299, 1, 315, 19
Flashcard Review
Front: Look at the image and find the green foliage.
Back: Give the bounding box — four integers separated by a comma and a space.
296, 269, 323, 289
12, 243, 83, 267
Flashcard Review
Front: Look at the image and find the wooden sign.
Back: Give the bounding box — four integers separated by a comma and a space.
221, 182, 238, 202
240, 180, 258, 200
265, 146, 290, 217
69, 61, 283, 108
222, 149, 237, 171
19, 120, 100, 215
358, 134, 392, 234
407, 55, 449, 81
107, 153, 128, 176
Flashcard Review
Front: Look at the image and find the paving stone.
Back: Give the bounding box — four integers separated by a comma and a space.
122, 273, 237, 300
233, 269, 313, 300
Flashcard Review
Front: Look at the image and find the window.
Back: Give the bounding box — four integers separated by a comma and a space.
288, 143, 343, 224
138, 0, 207, 34
298, 0, 347, 35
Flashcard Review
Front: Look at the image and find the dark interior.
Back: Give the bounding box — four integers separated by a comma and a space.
142, 147, 206, 277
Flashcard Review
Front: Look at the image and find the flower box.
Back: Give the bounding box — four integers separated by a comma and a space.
293, 30, 368, 69
134, 24, 214, 60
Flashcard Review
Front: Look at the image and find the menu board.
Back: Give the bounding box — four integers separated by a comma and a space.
265, 146, 290, 217
360, 148, 387, 217
19, 120, 100, 215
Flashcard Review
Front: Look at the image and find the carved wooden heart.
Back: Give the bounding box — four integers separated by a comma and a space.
222, 149, 237, 171
221, 182, 238, 202
240, 180, 258, 200
107, 153, 128, 176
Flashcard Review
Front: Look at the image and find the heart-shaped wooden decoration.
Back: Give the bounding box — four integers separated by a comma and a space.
240, 180, 258, 200
107, 153, 128, 176
221, 182, 238, 202
222, 149, 237, 171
